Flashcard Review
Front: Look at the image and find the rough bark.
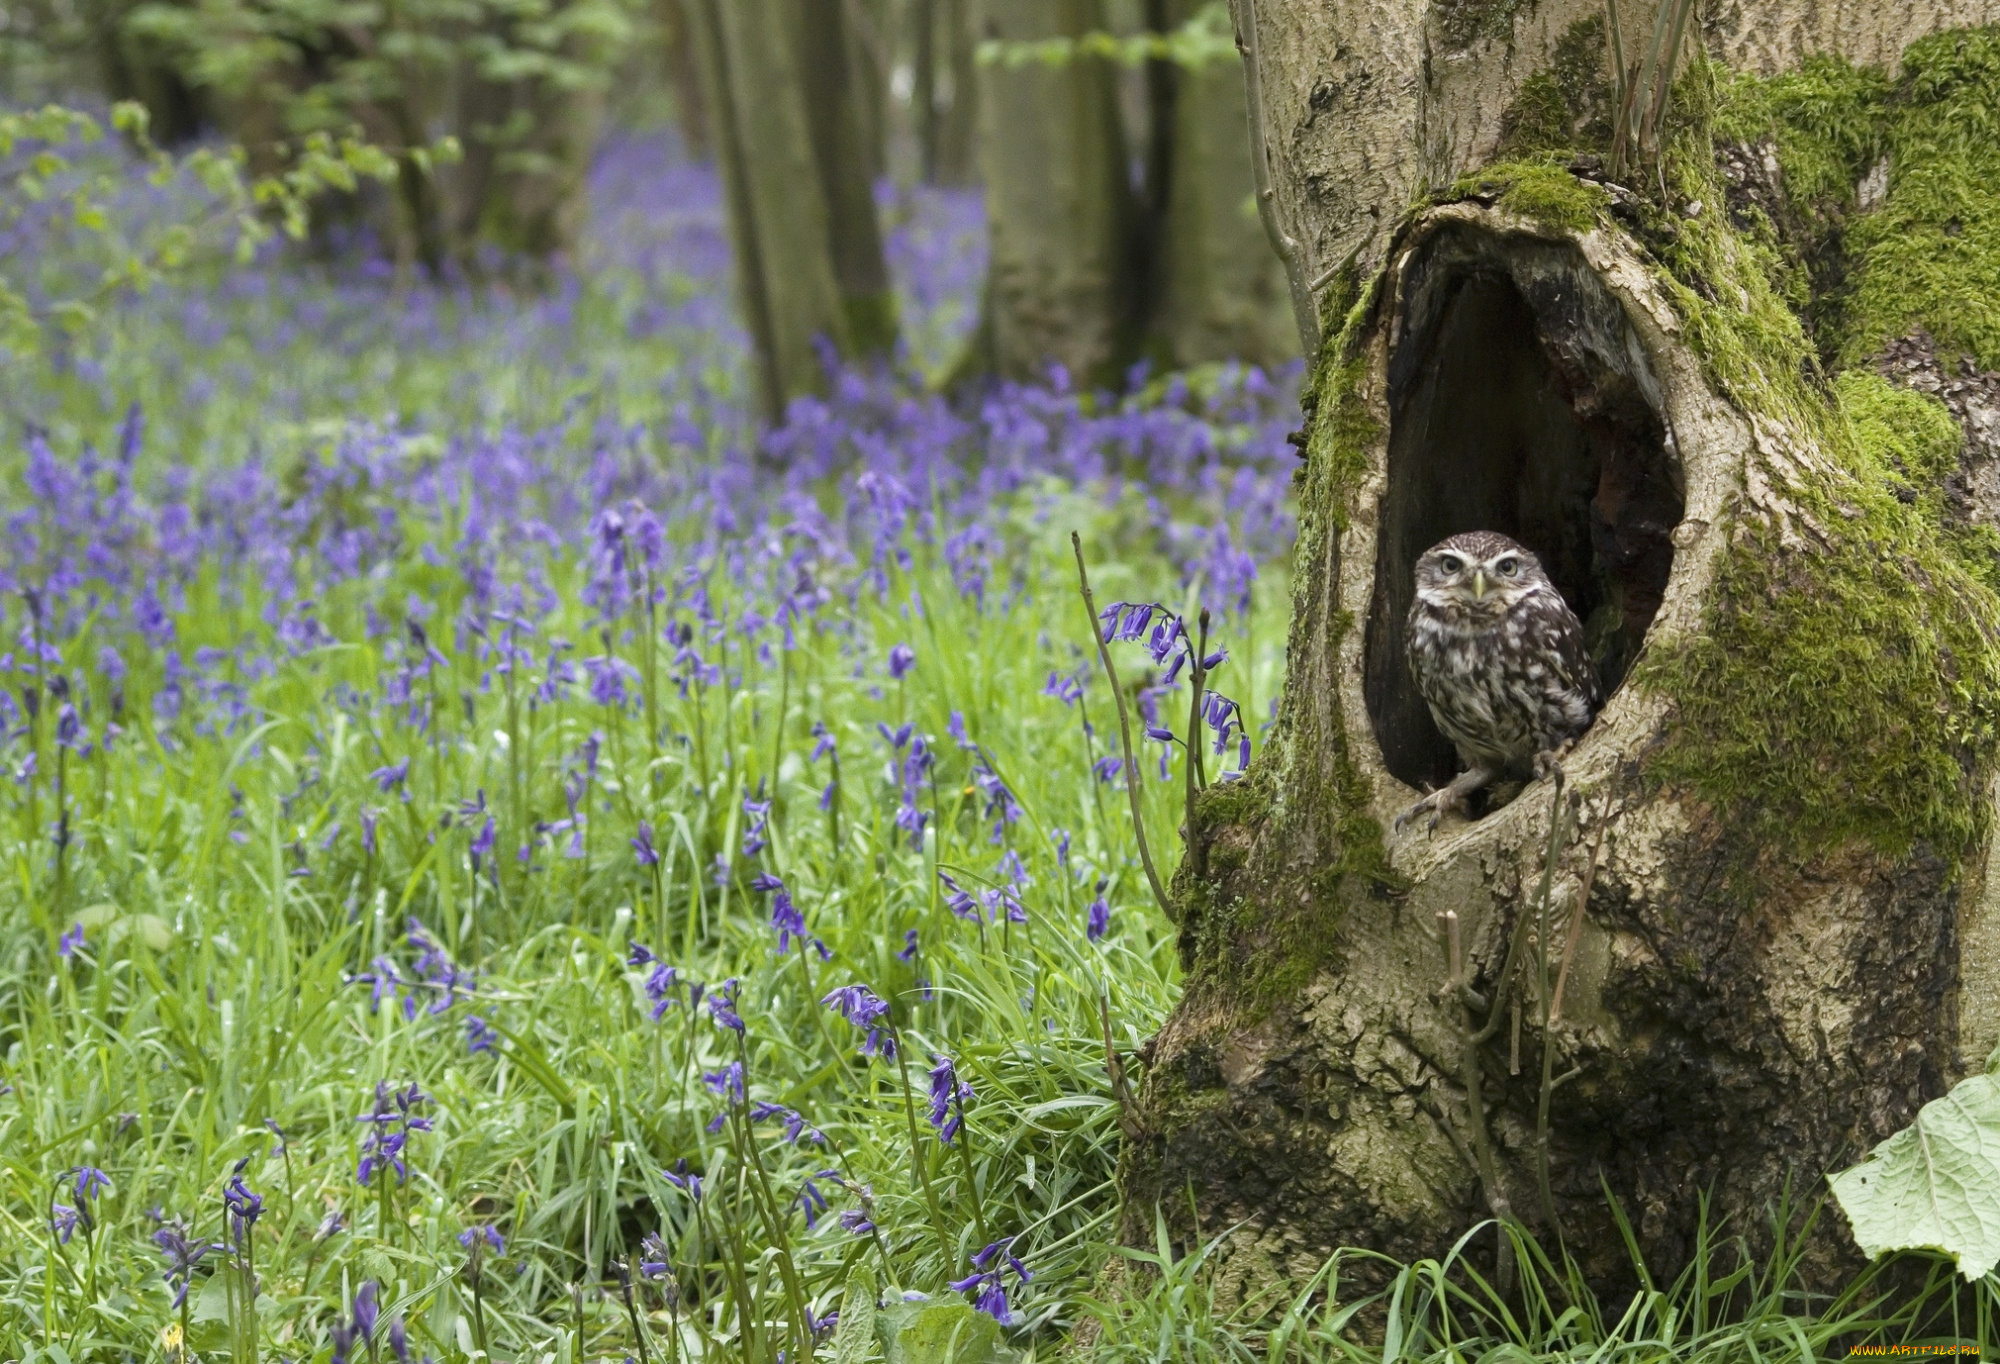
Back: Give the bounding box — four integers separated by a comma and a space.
1127, 3, 2000, 1302
658, 0, 713, 159
962, 0, 1136, 384
1242, 0, 2000, 289
683, 0, 855, 422
1151, 0, 1297, 368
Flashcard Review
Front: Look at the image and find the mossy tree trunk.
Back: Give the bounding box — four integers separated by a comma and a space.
1128, 0, 2000, 1299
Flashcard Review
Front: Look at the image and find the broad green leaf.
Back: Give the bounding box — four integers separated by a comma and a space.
879, 1301, 1018, 1364
1829, 1072, 2000, 1279
835, 1264, 877, 1364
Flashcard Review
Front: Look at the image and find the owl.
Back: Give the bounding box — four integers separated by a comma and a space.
1396, 530, 1601, 831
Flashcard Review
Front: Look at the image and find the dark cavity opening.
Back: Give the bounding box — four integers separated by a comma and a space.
1364, 224, 1685, 794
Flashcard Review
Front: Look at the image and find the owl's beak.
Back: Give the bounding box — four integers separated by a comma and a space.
1470, 567, 1490, 601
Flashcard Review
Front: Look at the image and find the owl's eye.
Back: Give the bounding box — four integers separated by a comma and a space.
1496, 557, 1520, 576
1438, 556, 1463, 574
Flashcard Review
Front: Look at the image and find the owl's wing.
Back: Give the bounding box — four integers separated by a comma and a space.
1529, 591, 1602, 710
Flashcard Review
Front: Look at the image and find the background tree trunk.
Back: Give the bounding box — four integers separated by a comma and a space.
935, 0, 980, 185
958, 0, 1136, 384
1149, 0, 1295, 368
1127, 0, 2000, 1301
682, 0, 872, 422
801, 0, 900, 356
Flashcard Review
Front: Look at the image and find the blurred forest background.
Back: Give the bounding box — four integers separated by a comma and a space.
0, 0, 1297, 415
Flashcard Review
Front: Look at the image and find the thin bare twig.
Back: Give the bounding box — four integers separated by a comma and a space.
1550, 813, 1609, 1023
1072, 533, 1174, 920
1440, 908, 1516, 1296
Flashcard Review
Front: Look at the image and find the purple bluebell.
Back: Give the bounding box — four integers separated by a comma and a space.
707, 977, 744, 1033
465, 1015, 498, 1054
949, 1237, 1032, 1324
663, 1160, 704, 1201
927, 1055, 974, 1143
223, 1172, 263, 1247
794, 1168, 842, 1228
57, 923, 84, 958
153, 1218, 221, 1308
458, 1224, 504, 1254
821, 983, 895, 1059
888, 643, 916, 679
632, 821, 659, 866
897, 928, 920, 961
1087, 894, 1111, 942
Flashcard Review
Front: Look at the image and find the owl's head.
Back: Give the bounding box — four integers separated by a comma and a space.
1412, 531, 1550, 614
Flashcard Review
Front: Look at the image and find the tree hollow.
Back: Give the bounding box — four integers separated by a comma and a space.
1362, 225, 1686, 792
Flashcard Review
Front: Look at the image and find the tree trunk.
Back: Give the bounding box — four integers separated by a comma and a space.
1149, 0, 1296, 369
682, 0, 855, 423
935, 0, 979, 186
1127, 0, 2000, 1301
658, 0, 713, 160
959, 0, 1136, 384
801, 0, 900, 356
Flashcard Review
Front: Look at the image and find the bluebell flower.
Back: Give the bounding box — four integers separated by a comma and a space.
707, 977, 744, 1033
369, 758, 410, 793
223, 1172, 263, 1247
949, 1237, 1032, 1324
663, 1160, 704, 1201
897, 928, 920, 961
927, 1055, 974, 1144
152, 1218, 221, 1308
71, 1165, 110, 1201
632, 821, 660, 866
57, 923, 84, 959
458, 1224, 504, 1254
888, 643, 916, 679
821, 983, 895, 1059
809, 723, 837, 762
703, 1061, 745, 1105
465, 1015, 498, 1054
49, 1202, 80, 1244
1087, 894, 1111, 942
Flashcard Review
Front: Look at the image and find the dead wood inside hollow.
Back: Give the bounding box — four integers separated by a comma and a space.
1363, 226, 1686, 793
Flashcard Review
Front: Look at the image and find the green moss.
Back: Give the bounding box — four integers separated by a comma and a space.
1834, 369, 1963, 494
1448, 156, 1612, 234
1842, 29, 2000, 369
1634, 64, 2000, 860
1179, 280, 1397, 1013
1711, 57, 1888, 210
1499, 17, 1614, 156
1433, 0, 1537, 50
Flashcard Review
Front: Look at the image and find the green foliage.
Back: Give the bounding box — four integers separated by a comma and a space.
1831, 1073, 2000, 1281
878, 1300, 1020, 1364
0, 101, 399, 358
1087, 1202, 2000, 1363
975, 3, 1237, 71
127, 0, 635, 261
